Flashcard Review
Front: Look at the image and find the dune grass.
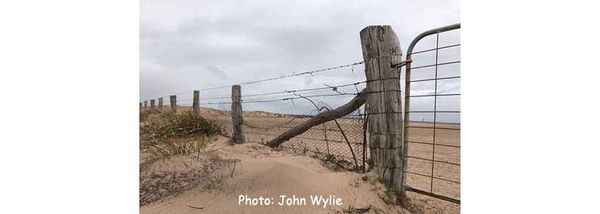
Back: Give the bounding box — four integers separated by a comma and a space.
140, 110, 222, 161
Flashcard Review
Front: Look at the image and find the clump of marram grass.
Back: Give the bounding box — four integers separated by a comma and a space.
139, 111, 222, 161
143, 138, 208, 161
141, 111, 222, 142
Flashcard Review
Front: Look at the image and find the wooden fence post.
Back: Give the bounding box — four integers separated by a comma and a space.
360, 25, 404, 193
170, 95, 177, 113
231, 85, 245, 144
144, 101, 147, 108
158, 97, 163, 110
150, 99, 155, 109
192, 90, 200, 115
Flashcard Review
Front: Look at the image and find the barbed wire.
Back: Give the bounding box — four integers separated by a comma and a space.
142, 74, 406, 105
201, 80, 367, 100
140, 61, 364, 101
199, 61, 364, 91
139, 56, 418, 102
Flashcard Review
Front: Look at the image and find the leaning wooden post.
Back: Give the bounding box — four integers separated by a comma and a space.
143, 101, 147, 108
170, 95, 177, 113
360, 25, 404, 194
150, 99, 155, 109
158, 97, 163, 110
192, 90, 200, 115
231, 85, 245, 144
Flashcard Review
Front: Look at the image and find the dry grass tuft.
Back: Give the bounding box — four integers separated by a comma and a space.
143, 138, 208, 162
141, 112, 221, 141
140, 108, 162, 122
140, 111, 222, 161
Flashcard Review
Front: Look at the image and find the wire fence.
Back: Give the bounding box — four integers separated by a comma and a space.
139, 24, 461, 208
191, 81, 369, 171
138, 60, 371, 170
244, 110, 365, 170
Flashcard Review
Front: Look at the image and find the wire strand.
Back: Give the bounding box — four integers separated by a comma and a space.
198, 61, 364, 91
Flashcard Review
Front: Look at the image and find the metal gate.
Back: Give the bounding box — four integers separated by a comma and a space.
401, 23, 461, 204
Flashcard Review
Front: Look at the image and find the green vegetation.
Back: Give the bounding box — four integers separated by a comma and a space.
141, 111, 221, 140
140, 110, 222, 161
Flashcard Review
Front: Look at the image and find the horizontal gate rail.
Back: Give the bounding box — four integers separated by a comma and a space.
411, 60, 461, 70
404, 186, 461, 204
409, 94, 461, 98
411, 43, 461, 55
406, 140, 461, 148
410, 76, 461, 83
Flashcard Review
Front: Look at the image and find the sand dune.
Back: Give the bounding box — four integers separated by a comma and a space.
141, 136, 406, 214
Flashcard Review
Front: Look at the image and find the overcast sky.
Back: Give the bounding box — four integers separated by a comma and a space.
140, 0, 460, 122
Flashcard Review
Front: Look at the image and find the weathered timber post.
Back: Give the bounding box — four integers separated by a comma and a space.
360, 25, 404, 193
158, 97, 163, 110
231, 85, 245, 144
150, 99, 155, 109
170, 95, 177, 113
192, 90, 200, 115
144, 101, 147, 108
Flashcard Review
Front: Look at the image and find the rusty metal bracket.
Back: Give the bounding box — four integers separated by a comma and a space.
392, 59, 412, 68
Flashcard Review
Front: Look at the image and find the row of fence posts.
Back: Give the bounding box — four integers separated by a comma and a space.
140, 86, 246, 145
138, 25, 408, 199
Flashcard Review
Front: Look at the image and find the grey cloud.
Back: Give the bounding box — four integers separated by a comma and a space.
205, 65, 228, 79
141, 0, 460, 121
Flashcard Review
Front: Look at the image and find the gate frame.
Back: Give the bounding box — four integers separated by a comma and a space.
401, 23, 461, 204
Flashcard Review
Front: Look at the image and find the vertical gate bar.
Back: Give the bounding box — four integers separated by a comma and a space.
430, 32, 440, 192
401, 59, 411, 197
